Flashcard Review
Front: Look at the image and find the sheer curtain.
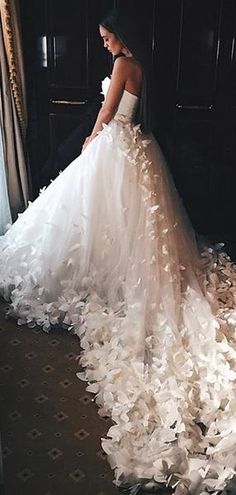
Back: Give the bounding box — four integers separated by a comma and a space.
0, 94, 11, 234
0, 0, 30, 233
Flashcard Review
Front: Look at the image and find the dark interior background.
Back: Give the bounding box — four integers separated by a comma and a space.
19, 0, 236, 250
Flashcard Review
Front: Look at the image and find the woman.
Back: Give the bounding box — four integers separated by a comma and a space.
1, 9, 236, 495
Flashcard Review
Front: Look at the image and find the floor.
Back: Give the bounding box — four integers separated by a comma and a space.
0, 301, 118, 495
0, 300, 236, 495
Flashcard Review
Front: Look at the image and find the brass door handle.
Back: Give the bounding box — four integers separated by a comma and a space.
176, 104, 213, 110
51, 99, 88, 105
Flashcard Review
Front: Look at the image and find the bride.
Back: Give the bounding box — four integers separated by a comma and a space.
1, 9, 236, 494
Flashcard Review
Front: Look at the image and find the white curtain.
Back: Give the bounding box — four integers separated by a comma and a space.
0, 95, 12, 234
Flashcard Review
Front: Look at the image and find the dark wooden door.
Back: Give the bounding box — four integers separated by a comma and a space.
152, 0, 236, 243
20, 0, 236, 246
20, 0, 116, 192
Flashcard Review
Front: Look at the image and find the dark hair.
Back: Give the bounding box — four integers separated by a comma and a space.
99, 10, 154, 133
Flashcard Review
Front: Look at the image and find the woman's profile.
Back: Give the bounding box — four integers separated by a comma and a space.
1, 9, 236, 495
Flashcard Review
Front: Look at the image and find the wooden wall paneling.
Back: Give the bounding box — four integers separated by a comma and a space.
152, 0, 182, 153
172, 0, 225, 234
47, 0, 88, 88
176, 0, 221, 105
216, 0, 236, 236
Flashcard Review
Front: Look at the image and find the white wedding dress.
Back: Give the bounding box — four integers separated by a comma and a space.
1, 77, 236, 494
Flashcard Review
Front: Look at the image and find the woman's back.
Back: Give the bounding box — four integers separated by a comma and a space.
122, 56, 142, 97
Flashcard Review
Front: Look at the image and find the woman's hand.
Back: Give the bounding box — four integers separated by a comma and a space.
82, 135, 92, 151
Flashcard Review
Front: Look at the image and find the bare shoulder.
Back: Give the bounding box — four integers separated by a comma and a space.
113, 56, 130, 75
111, 56, 142, 96
114, 56, 141, 74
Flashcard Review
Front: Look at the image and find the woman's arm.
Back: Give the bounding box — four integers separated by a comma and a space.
82, 57, 128, 149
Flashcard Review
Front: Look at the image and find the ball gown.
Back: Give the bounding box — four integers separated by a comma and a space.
1, 77, 236, 494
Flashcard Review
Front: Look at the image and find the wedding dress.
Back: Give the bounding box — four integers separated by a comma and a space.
1, 77, 236, 494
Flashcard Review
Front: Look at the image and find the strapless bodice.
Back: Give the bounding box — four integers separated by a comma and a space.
115, 89, 139, 122
101, 77, 139, 123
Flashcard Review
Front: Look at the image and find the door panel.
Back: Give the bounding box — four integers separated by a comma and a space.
20, 0, 114, 192
48, 0, 88, 88
177, 0, 221, 104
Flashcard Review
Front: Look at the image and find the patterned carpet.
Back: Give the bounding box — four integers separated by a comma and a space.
0, 300, 119, 495
0, 300, 236, 495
